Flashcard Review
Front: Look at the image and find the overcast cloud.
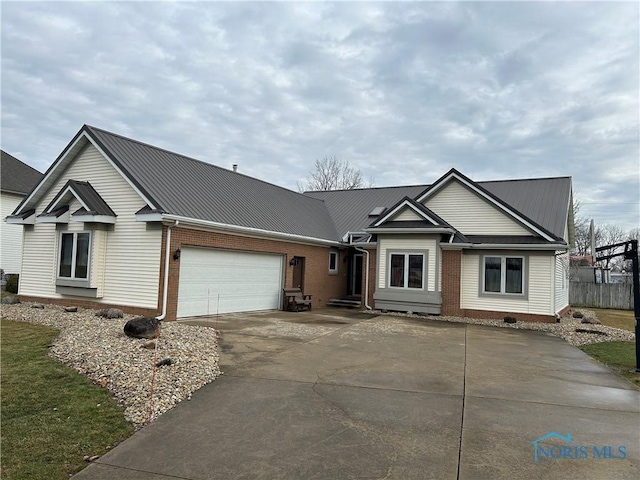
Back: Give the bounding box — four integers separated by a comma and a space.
2, 1, 638, 231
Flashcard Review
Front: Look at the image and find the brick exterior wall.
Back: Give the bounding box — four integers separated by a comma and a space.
159, 226, 348, 321
16, 295, 157, 317
441, 249, 462, 316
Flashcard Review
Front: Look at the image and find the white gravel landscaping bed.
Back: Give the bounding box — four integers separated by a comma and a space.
367, 308, 635, 346
1, 302, 221, 428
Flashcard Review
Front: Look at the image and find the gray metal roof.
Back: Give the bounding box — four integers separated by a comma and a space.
306, 176, 571, 240
44, 180, 116, 217
1, 150, 42, 195
85, 126, 340, 242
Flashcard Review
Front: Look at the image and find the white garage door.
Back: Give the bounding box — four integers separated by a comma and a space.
177, 247, 283, 318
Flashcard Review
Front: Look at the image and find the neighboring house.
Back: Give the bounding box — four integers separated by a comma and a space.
6, 125, 574, 322
1, 150, 43, 278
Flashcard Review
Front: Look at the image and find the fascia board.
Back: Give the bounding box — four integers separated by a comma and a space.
71, 214, 116, 224
163, 214, 342, 247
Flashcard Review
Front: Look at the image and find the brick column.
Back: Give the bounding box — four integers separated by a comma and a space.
441, 249, 462, 316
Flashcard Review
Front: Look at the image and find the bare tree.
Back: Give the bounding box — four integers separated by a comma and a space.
596, 224, 628, 270
297, 156, 373, 192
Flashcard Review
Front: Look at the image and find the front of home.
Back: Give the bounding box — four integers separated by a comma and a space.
7, 125, 573, 322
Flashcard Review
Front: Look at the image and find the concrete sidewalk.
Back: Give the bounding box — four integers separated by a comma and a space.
74, 310, 640, 479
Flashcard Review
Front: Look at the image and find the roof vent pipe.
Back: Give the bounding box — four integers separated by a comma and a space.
232, 164, 238, 172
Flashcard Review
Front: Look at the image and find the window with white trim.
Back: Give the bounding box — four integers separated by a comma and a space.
59, 232, 91, 280
483, 255, 524, 295
329, 250, 339, 275
389, 253, 424, 289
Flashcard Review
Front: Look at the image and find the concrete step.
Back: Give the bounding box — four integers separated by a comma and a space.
327, 298, 361, 308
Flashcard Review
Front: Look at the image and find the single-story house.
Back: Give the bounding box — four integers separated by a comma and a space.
1, 150, 43, 278
6, 125, 574, 322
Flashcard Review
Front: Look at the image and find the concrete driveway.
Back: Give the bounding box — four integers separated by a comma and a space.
75, 309, 639, 479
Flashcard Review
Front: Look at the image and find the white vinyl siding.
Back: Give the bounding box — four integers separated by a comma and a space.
393, 209, 423, 221
423, 180, 531, 235
554, 251, 569, 313
1, 192, 25, 275
461, 252, 554, 315
378, 236, 437, 291
18, 144, 161, 308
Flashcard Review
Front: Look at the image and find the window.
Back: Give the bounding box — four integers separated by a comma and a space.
389, 253, 424, 289
59, 232, 91, 280
483, 256, 524, 295
329, 250, 339, 275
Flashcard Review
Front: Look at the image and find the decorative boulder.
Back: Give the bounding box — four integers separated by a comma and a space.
64, 306, 78, 312
96, 308, 124, 319
124, 317, 161, 339
503, 316, 517, 323
1, 295, 20, 304
572, 311, 584, 319
31, 303, 45, 309
581, 317, 601, 325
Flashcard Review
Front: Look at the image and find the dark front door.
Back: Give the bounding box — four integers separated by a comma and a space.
351, 254, 363, 296
292, 257, 305, 291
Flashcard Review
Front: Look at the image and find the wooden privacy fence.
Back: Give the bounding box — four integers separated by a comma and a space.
570, 282, 633, 310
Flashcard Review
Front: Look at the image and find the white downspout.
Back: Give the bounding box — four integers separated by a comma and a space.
354, 246, 372, 310
156, 220, 178, 320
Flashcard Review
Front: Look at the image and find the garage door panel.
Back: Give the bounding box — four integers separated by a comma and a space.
177, 248, 283, 318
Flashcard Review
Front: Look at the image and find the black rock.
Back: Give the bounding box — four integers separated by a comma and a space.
156, 358, 173, 367
123, 317, 161, 339
503, 316, 517, 323
572, 311, 584, 319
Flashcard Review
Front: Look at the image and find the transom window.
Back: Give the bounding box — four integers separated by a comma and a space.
389, 253, 424, 289
483, 255, 524, 295
59, 232, 91, 280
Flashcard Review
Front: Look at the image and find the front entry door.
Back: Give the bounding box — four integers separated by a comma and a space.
351, 254, 363, 296
292, 256, 305, 291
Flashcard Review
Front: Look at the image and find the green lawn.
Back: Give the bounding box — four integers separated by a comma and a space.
580, 341, 640, 387
1, 319, 133, 480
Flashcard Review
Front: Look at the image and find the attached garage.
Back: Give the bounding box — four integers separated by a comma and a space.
177, 247, 284, 318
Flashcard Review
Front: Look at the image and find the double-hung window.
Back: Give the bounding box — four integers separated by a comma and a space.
389, 253, 424, 289
483, 255, 524, 295
59, 232, 91, 280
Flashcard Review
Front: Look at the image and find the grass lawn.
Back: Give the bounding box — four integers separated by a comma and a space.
580, 341, 640, 387
1, 319, 134, 480
591, 308, 635, 332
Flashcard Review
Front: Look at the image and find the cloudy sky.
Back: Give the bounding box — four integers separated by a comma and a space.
2, 1, 638, 231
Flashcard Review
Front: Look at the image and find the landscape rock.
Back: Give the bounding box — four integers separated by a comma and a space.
31, 303, 45, 309
1, 295, 20, 304
572, 311, 584, 319
503, 316, 517, 323
581, 317, 601, 325
64, 306, 78, 313
141, 339, 157, 349
124, 317, 161, 339
156, 358, 173, 367
96, 308, 124, 319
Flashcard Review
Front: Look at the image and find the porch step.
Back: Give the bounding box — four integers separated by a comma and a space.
327, 298, 361, 308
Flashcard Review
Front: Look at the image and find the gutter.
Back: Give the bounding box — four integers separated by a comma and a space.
160, 214, 341, 247
353, 246, 372, 310
156, 220, 178, 320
